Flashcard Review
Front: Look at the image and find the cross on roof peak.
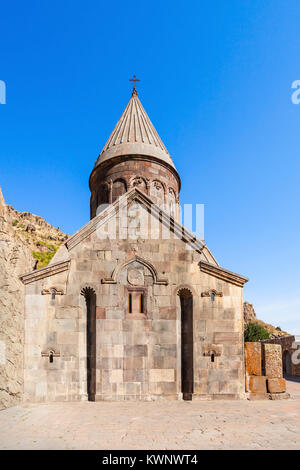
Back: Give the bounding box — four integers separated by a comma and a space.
129, 75, 140, 95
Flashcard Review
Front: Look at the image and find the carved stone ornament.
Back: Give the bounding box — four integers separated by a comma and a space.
132, 177, 143, 186
41, 287, 64, 295
201, 289, 223, 297
153, 180, 163, 191
41, 348, 60, 358
202, 344, 223, 357
127, 268, 144, 286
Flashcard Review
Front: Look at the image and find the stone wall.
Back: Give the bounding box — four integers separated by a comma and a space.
0, 189, 33, 409
262, 336, 300, 377
245, 341, 289, 398
22, 197, 246, 402
89, 157, 180, 220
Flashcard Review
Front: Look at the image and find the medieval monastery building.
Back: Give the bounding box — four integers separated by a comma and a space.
20, 85, 248, 402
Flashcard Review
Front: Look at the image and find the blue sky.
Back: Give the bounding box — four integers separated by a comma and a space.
1, 0, 299, 334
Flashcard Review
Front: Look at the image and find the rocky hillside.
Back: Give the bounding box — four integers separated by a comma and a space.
6, 203, 68, 269
243, 301, 290, 339
0, 189, 34, 409
0, 188, 69, 409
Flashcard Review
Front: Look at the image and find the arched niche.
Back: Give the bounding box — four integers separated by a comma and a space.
98, 183, 109, 205
150, 179, 165, 206
112, 178, 127, 202
167, 187, 177, 217
177, 287, 194, 400
81, 287, 96, 401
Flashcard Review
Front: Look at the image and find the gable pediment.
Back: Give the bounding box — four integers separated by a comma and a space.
65, 187, 211, 257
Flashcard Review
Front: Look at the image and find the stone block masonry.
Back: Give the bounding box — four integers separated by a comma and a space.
245, 341, 289, 400
21, 218, 247, 402
267, 378, 286, 394
248, 376, 267, 394
245, 342, 262, 376
264, 344, 283, 378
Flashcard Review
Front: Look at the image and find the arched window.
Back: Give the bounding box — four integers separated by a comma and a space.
211, 292, 215, 302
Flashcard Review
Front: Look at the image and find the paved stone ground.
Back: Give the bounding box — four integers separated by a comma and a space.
0, 379, 299, 450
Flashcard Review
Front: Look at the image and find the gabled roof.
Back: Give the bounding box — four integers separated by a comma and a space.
94, 89, 176, 170
20, 260, 70, 285
64, 187, 214, 258
20, 188, 248, 286
200, 261, 248, 287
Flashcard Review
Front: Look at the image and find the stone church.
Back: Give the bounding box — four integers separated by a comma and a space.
21, 85, 248, 402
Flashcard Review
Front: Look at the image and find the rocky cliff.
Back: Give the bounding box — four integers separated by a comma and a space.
0, 189, 68, 409
243, 301, 290, 339
6, 204, 68, 269
0, 189, 33, 409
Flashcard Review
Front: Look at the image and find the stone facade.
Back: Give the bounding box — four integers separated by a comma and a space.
21, 190, 247, 402
20, 88, 249, 402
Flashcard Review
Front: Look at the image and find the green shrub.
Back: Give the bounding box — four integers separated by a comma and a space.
32, 248, 57, 269
244, 322, 270, 342
36, 240, 56, 252
12, 220, 18, 226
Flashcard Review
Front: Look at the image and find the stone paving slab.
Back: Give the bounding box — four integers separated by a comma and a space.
0, 379, 299, 450
286, 377, 300, 397
0, 401, 299, 450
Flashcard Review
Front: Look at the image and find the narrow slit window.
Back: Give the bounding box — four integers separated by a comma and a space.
51, 290, 56, 301
128, 293, 132, 313
211, 292, 215, 302
211, 353, 215, 363
49, 351, 54, 363
140, 293, 144, 313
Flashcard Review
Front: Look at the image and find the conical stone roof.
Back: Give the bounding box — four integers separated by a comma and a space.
95, 89, 176, 170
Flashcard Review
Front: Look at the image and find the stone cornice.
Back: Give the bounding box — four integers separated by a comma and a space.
199, 261, 248, 287
20, 260, 70, 285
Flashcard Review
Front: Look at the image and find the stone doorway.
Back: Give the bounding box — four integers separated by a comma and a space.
283, 350, 292, 377
179, 289, 194, 400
